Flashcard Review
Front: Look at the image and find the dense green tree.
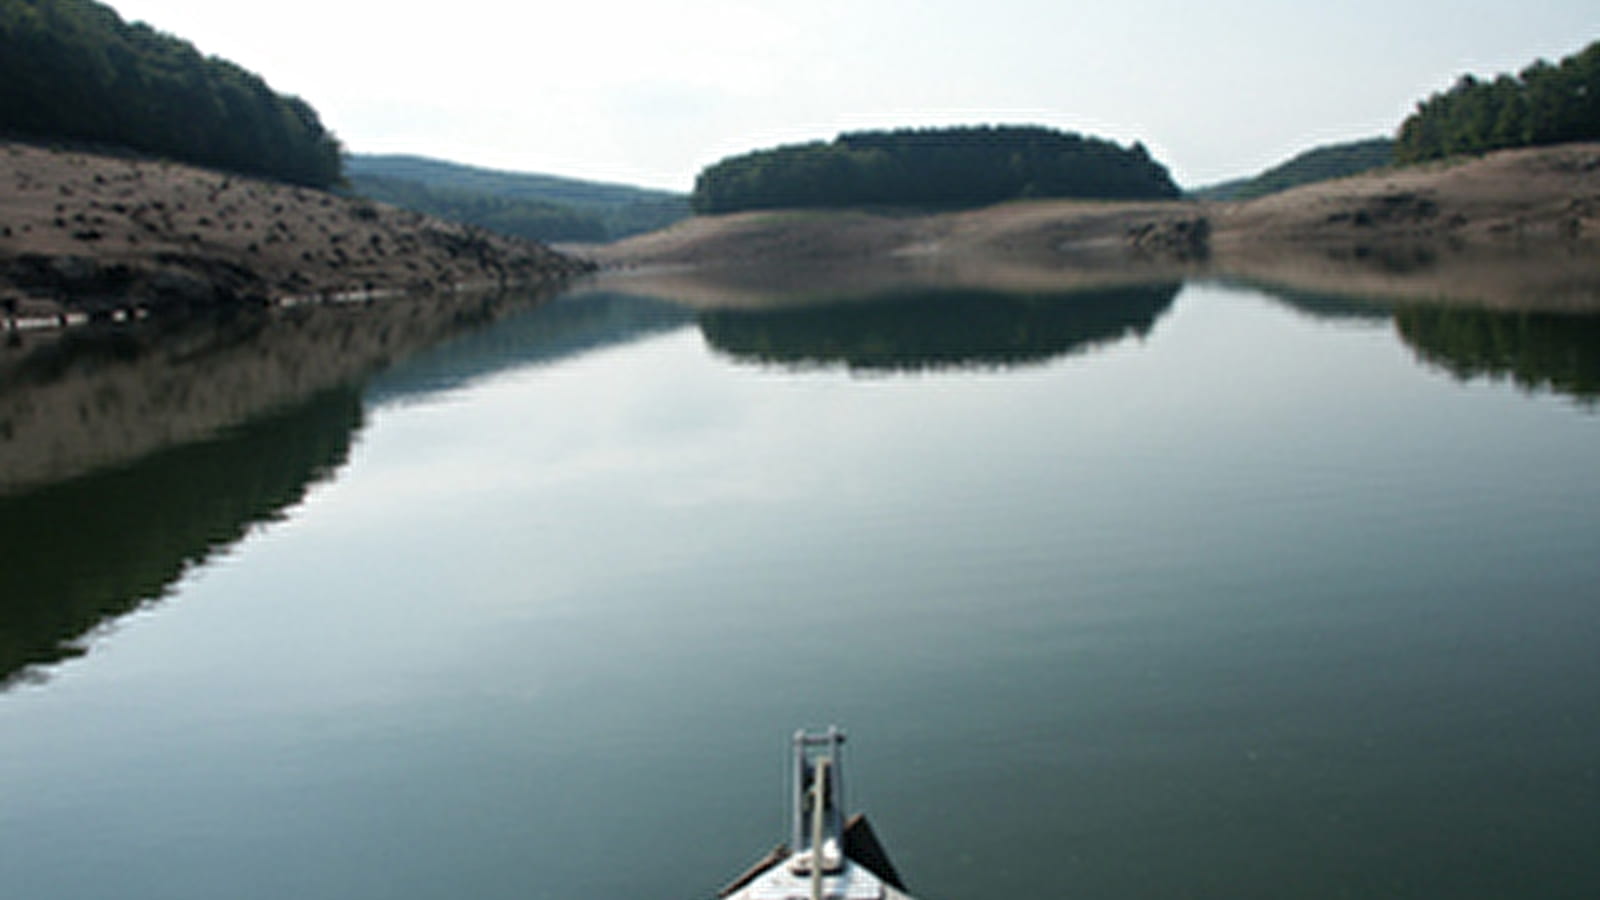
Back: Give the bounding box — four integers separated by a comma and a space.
0, 0, 342, 187
691, 125, 1180, 213
1397, 39, 1600, 163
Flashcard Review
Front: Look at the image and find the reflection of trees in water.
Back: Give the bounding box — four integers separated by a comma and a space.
1251, 284, 1392, 324
0, 287, 556, 494
0, 288, 694, 689
697, 283, 1180, 371
0, 387, 363, 689
1395, 306, 1600, 404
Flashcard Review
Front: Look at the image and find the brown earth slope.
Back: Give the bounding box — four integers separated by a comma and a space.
1210, 142, 1600, 246
580, 143, 1600, 269
0, 141, 592, 326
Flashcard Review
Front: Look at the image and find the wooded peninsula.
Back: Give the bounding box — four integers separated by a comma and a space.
691, 126, 1181, 213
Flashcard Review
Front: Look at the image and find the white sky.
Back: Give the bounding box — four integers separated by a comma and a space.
104, 0, 1596, 191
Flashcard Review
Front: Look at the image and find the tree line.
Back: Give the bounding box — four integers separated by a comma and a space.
0, 0, 342, 187
691, 126, 1180, 213
1397, 40, 1600, 163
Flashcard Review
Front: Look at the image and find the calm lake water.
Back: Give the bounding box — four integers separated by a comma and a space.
2, 273, 1597, 900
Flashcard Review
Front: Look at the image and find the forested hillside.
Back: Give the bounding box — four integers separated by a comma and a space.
0, 0, 342, 187
347, 174, 610, 242
1397, 39, 1600, 162
1193, 138, 1395, 201
345, 155, 690, 241
691, 126, 1180, 213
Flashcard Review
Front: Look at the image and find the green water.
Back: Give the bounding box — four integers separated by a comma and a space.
1, 278, 1596, 899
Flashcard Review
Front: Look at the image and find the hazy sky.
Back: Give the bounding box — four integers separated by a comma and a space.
105, 0, 1594, 191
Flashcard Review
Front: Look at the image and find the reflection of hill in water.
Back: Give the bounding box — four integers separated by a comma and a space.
0, 288, 559, 495
1216, 244, 1600, 313
1395, 306, 1600, 404
1249, 280, 1600, 404
0, 290, 699, 689
1248, 283, 1392, 323
697, 283, 1180, 371
0, 387, 362, 688
365, 291, 692, 405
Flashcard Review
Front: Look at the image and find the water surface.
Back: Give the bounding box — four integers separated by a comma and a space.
2, 274, 1596, 900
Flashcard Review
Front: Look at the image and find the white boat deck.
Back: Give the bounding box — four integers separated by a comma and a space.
722, 854, 915, 900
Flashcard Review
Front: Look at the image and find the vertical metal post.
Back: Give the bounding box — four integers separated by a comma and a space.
790, 727, 849, 875
790, 729, 806, 857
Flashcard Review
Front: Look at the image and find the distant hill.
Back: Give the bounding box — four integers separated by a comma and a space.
0, 0, 341, 187
1191, 138, 1396, 201
345, 155, 691, 242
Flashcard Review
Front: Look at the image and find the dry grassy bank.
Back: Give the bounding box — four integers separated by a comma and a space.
0, 140, 590, 326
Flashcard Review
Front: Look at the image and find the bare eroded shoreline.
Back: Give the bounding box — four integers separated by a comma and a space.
571, 143, 1600, 311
